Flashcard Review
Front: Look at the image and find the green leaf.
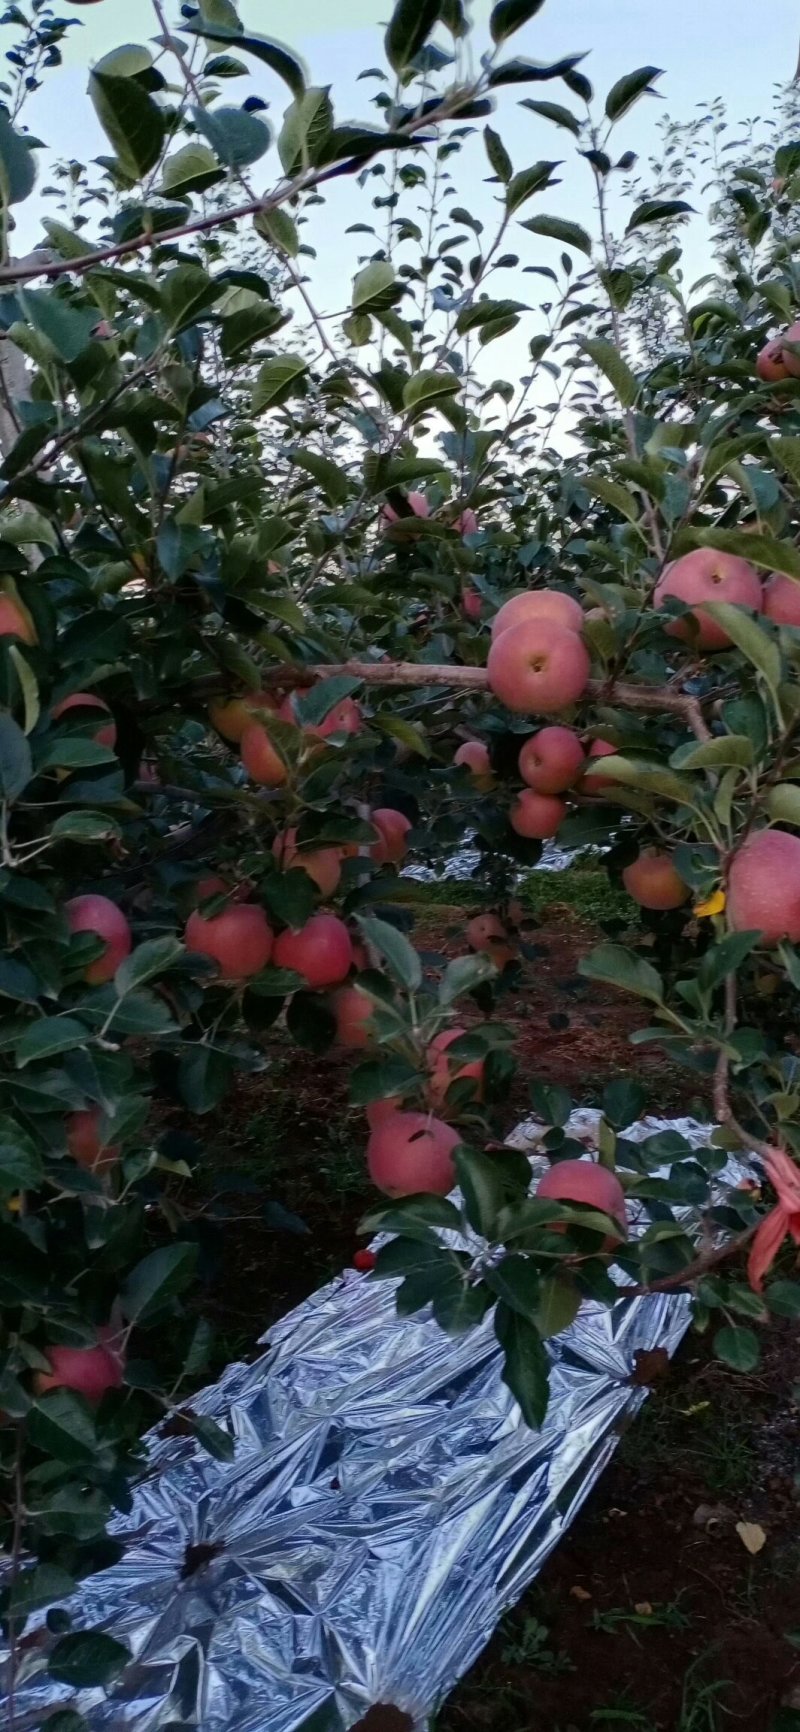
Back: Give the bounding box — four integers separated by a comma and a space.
8, 1563, 76, 1620
49, 1632, 129, 1690
0, 711, 32, 801
89, 71, 165, 179
114, 936, 182, 997
580, 336, 638, 406
702, 603, 782, 692
765, 783, 800, 826
454, 1145, 505, 1238
770, 436, 800, 491
50, 810, 122, 844
177, 1045, 233, 1112
385, 0, 441, 72
432, 1271, 490, 1336
626, 197, 693, 231
485, 1253, 540, 1320
120, 1243, 198, 1323
578, 943, 664, 1004
765, 1279, 800, 1318
181, 23, 306, 97
519, 98, 581, 134
15, 1017, 89, 1068
0, 1115, 43, 1192
585, 472, 640, 521
352, 260, 397, 311
671, 734, 753, 771
8, 645, 38, 735
506, 160, 560, 213
696, 930, 759, 993
521, 212, 592, 254
361, 1193, 462, 1241
27, 1390, 98, 1465
484, 125, 513, 184
583, 753, 695, 805
160, 262, 223, 332
277, 87, 333, 174
0, 110, 36, 207
605, 65, 663, 122
294, 673, 361, 725
191, 1413, 235, 1461
357, 915, 422, 991
438, 953, 497, 1004
291, 448, 351, 505
535, 1274, 581, 1338
495, 1302, 549, 1427
285, 989, 337, 1054
194, 104, 270, 169
254, 205, 300, 256
490, 0, 545, 41
403, 370, 460, 414
19, 290, 97, 362
713, 1323, 760, 1372
695, 528, 800, 581
252, 353, 308, 412
160, 142, 225, 196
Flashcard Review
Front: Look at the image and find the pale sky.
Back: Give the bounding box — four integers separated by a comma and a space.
9, 1, 798, 412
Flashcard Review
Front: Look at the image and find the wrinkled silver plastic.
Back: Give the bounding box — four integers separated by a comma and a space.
4, 1116, 747, 1731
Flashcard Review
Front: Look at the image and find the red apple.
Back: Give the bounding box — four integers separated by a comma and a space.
209, 690, 277, 744
51, 693, 116, 750
581, 738, 618, 793
536, 1158, 627, 1242
427, 1027, 484, 1107
382, 491, 430, 524
278, 691, 362, 741
454, 740, 493, 788
66, 1107, 120, 1174
273, 913, 353, 988
65, 894, 132, 984
240, 722, 288, 787
331, 982, 375, 1048
654, 549, 762, 650
367, 1109, 460, 1196
0, 594, 36, 644
454, 508, 479, 536
781, 321, 800, 377
757, 338, 790, 383
487, 618, 590, 714
35, 1337, 124, 1404
353, 1249, 377, 1272
763, 572, 800, 627
465, 912, 515, 967
491, 588, 584, 639
509, 789, 566, 839
461, 584, 482, 620
622, 849, 690, 911
370, 808, 412, 866
185, 903, 274, 978
272, 827, 342, 898
727, 828, 800, 944
519, 726, 584, 794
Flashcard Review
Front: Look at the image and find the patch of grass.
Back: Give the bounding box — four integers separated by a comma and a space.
499, 1613, 575, 1674
520, 864, 637, 925
618, 1377, 756, 1498
592, 1596, 691, 1638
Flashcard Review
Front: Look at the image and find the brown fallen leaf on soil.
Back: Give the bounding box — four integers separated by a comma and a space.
735, 1521, 767, 1555
570, 1584, 592, 1601
630, 1346, 670, 1387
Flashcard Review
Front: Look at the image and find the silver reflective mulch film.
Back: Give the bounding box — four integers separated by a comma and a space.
3, 1115, 748, 1731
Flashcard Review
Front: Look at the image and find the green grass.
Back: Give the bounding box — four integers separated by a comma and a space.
387, 861, 637, 924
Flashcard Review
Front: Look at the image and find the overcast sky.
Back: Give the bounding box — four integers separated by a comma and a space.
9, 1, 798, 418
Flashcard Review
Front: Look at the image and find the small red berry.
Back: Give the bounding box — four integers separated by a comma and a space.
353, 1249, 377, 1273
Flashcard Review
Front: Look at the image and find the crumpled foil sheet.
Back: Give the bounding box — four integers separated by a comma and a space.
3, 1116, 748, 1731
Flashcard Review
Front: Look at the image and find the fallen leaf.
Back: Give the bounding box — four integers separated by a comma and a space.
634, 1601, 653, 1616
630, 1347, 670, 1387
694, 888, 726, 918
570, 1585, 592, 1602
736, 1521, 767, 1555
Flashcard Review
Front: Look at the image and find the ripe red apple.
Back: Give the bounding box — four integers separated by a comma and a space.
622, 849, 689, 910
331, 982, 375, 1048
279, 691, 362, 741
35, 1337, 124, 1403
781, 321, 800, 377
195, 875, 250, 906
367, 1109, 460, 1196
370, 808, 412, 866
581, 738, 618, 793
353, 1248, 377, 1272
185, 904, 274, 978
461, 584, 482, 620
654, 549, 762, 650
65, 894, 132, 984
519, 726, 584, 794
66, 1107, 120, 1174
466, 912, 515, 967
537, 1158, 627, 1242
427, 1027, 484, 1108
273, 913, 353, 988
272, 827, 342, 897
382, 491, 430, 524
487, 619, 590, 714
757, 338, 790, 383
727, 828, 800, 944
0, 594, 36, 644
209, 690, 277, 743
763, 572, 800, 626
51, 693, 117, 750
454, 740, 493, 788
509, 789, 566, 839
454, 508, 479, 536
491, 588, 584, 639
240, 722, 288, 787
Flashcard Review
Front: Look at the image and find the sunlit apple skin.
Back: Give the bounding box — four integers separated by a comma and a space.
209, 690, 277, 743
331, 983, 375, 1048
518, 726, 584, 794
654, 549, 762, 650
382, 491, 430, 524
366, 1110, 460, 1197
454, 740, 493, 788
622, 849, 690, 911
66, 1107, 120, 1174
727, 829, 800, 944
273, 913, 353, 988
185, 904, 274, 979
581, 739, 618, 793
272, 828, 342, 898
240, 722, 288, 787
35, 1334, 125, 1404
65, 895, 132, 985
370, 808, 412, 866
536, 1158, 627, 1246
491, 588, 584, 639
0, 595, 36, 644
509, 789, 566, 839
487, 618, 590, 714
465, 913, 515, 968
763, 572, 800, 626
51, 693, 117, 750
757, 338, 790, 383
